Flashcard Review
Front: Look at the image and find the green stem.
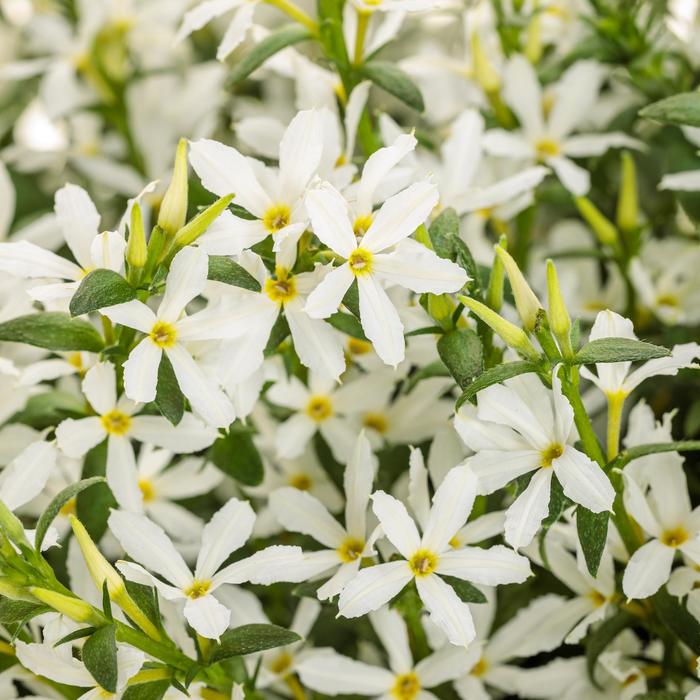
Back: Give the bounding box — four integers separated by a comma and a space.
353, 9, 371, 65
264, 0, 319, 34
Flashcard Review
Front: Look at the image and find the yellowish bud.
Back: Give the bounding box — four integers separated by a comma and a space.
524, 15, 542, 64
458, 295, 539, 360
158, 138, 189, 237
546, 260, 573, 358
427, 294, 454, 329
127, 202, 147, 269
486, 236, 506, 312
471, 33, 500, 93
173, 194, 234, 249
0, 501, 28, 547
0, 578, 33, 601
575, 196, 618, 248
616, 151, 639, 234
494, 246, 543, 332
29, 587, 102, 625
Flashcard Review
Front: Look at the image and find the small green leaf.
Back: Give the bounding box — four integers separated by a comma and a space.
440, 576, 487, 603
11, 390, 86, 429
77, 442, 116, 542
0, 598, 49, 624
360, 61, 424, 112
209, 624, 301, 664
328, 311, 366, 340
0, 312, 104, 352
576, 507, 609, 577
437, 328, 483, 389
639, 91, 700, 127
428, 208, 460, 259
35, 476, 106, 550
574, 338, 670, 365
122, 681, 171, 700
208, 256, 261, 292
228, 25, 311, 85
155, 353, 184, 426
53, 627, 96, 647
609, 440, 700, 471
652, 586, 700, 654
264, 314, 290, 356
210, 422, 264, 486
585, 610, 636, 682
342, 281, 361, 318
456, 361, 541, 407
83, 625, 119, 693
69, 269, 136, 317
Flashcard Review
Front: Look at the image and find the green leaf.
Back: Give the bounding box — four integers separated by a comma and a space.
210, 422, 264, 486
69, 269, 136, 317
35, 476, 106, 550
328, 311, 366, 340
360, 61, 424, 112
11, 390, 86, 429
228, 25, 311, 85
456, 361, 541, 408
263, 314, 290, 356
576, 507, 609, 577
209, 624, 301, 664
83, 625, 118, 693
609, 440, 700, 471
585, 610, 635, 682
639, 91, 700, 127
122, 681, 171, 700
652, 586, 700, 654
53, 627, 96, 647
632, 693, 685, 700
574, 338, 670, 365
440, 576, 487, 603
437, 328, 483, 389
155, 353, 184, 426
0, 598, 49, 623
342, 281, 361, 318
208, 256, 261, 292
0, 312, 104, 352
428, 208, 460, 258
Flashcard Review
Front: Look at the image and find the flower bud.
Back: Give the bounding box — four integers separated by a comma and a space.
524, 14, 542, 65
575, 196, 618, 248
70, 516, 161, 640
486, 236, 506, 312
616, 151, 639, 234
427, 293, 454, 330
158, 138, 189, 237
173, 194, 234, 249
0, 501, 28, 548
546, 259, 573, 358
494, 246, 543, 332
29, 587, 102, 625
458, 295, 539, 360
471, 33, 500, 94
127, 202, 147, 269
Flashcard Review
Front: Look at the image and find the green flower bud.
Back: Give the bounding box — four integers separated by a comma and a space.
173, 194, 234, 249
29, 587, 102, 625
616, 151, 639, 234
471, 33, 500, 93
575, 196, 618, 248
127, 202, 147, 269
494, 246, 543, 332
546, 259, 573, 358
158, 138, 189, 237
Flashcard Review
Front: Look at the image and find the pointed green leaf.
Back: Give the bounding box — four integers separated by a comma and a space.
437, 328, 483, 389
360, 61, 424, 112
155, 353, 184, 426
83, 625, 118, 693
456, 361, 541, 408
639, 92, 700, 127
576, 507, 609, 577
0, 312, 104, 352
210, 422, 264, 486
574, 338, 670, 365
70, 269, 136, 317
208, 256, 261, 292
440, 576, 487, 603
209, 624, 301, 664
0, 598, 50, 624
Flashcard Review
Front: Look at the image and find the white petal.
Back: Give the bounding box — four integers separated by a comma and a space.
344, 432, 376, 539
371, 490, 420, 557
416, 574, 475, 647
15, 641, 94, 687
90, 230, 126, 273
279, 109, 324, 201
305, 182, 357, 258
115, 561, 186, 601
467, 450, 540, 494
0, 240, 81, 280
622, 472, 661, 537
562, 132, 644, 157
184, 593, 231, 640
108, 509, 192, 589
547, 60, 604, 139
503, 55, 544, 137
123, 338, 162, 404
361, 180, 438, 253
147, 501, 204, 543
338, 561, 413, 618
304, 263, 354, 319
195, 498, 256, 579
214, 544, 311, 585
158, 246, 209, 322
275, 413, 317, 460
101, 299, 156, 333
55, 417, 105, 458
176, 0, 241, 41
547, 156, 590, 196
624, 342, 700, 394
482, 129, 534, 158
216, 4, 255, 60
504, 468, 553, 549
622, 539, 675, 599
357, 274, 405, 367
54, 183, 100, 269
552, 447, 615, 513
106, 436, 143, 513
82, 361, 116, 415
297, 650, 394, 695
369, 606, 413, 674
436, 544, 531, 585
415, 644, 472, 686
197, 210, 268, 255
659, 169, 700, 191
317, 561, 361, 601
129, 413, 217, 453
0, 440, 57, 510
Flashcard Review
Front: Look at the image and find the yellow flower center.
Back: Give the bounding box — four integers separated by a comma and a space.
347, 337, 372, 355
305, 395, 333, 422
348, 248, 373, 276
656, 292, 679, 308
337, 537, 365, 563
540, 443, 563, 467
100, 410, 132, 436
661, 527, 689, 548
408, 549, 438, 577
589, 590, 607, 607
185, 579, 211, 599
353, 214, 373, 238
476, 207, 493, 220
138, 479, 156, 503
535, 137, 560, 160
289, 473, 313, 490
262, 204, 291, 233
269, 652, 293, 675
392, 672, 420, 700
264, 273, 297, 304
471, 657, 489, 677
363, 412, 388, 434
149, 321, 177, 348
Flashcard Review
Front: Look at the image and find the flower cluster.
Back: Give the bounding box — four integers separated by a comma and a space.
0, 0, 699, 699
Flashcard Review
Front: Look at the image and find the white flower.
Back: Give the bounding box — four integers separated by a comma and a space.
622, 466, 700, 599
456, 371, 615, 549
189, 109, 326, 267
269, 432, 378, 600
109, 497, 312, 639
100, 246, 241, 428
297, 606, 467, 699
338, 464, 531, 646
483, 56, 642, 195
579, 309, 700, 399
304, 180, 467, 366
107, 445, 222, 543
0, 183, 125, 303
56, 361, 217, 487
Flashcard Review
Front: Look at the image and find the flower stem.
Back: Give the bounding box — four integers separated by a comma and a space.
264, 0, 319, 35
353, 9, 371, 65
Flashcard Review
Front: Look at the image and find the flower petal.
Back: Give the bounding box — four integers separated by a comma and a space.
338, 561, 413, 618
357, 274, 405, 367
371, 490, 420, 557
436, 544, 531, 585
622, 539, 675, 599
305, 182, 357, 258
415, 573, 475, 647
504, 468, 553, 549
184, 593, 231, 640
552, 447, 615, 513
